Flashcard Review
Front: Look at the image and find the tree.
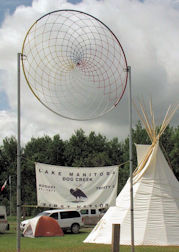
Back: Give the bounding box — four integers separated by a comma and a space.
0, 122, 178, 216
63, 129, 88, 166
166, 126, 179, 178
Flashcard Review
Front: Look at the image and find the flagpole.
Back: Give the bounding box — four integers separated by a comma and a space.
17, 52, 21, 252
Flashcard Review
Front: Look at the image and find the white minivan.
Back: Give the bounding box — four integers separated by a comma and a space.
80, 208, 107, 225
0, 206, 9, 233
20, 209, 84, 234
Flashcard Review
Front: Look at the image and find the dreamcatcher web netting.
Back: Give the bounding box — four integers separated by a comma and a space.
22, 10, 128, 120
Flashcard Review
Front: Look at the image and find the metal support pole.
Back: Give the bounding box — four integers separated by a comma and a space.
17, 52, 21, 252
127, 66, 134, 252
9, 176, 12, 216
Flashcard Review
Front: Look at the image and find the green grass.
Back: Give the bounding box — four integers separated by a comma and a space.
0, 217, 178, 252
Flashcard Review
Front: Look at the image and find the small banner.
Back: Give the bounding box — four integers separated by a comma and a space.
35, 162, 119, 209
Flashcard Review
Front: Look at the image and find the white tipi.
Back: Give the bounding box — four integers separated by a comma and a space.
84, 103, 179, 246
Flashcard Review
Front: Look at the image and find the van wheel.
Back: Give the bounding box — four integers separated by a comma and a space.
71, 223, 80, 234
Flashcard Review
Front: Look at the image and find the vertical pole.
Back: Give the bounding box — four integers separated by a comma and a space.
127, 66, 134, 252
17, 53, 21, 252
9, 176, 12, 216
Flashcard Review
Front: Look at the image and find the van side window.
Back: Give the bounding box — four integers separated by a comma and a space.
91, 209, 96, 215
99, 208, 107, 214
60, 211, 80, 219
0, 215, 5, 219
50, 213, 58, 220
80, 209, 88, 215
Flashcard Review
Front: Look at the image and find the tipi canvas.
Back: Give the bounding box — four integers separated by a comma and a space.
84, 103, 179, 246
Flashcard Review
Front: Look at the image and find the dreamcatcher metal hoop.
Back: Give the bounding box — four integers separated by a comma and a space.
21, 9, 128, 120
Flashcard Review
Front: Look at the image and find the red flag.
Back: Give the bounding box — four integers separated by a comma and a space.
1, 179, 8, 192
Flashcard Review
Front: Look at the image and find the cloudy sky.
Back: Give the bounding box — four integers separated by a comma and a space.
0, 0, 178, 145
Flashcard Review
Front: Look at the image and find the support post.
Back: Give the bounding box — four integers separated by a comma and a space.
17, 52, 21, 252
111, 224, 120, 252
127, 66, 134, 252
9, 176, 12, 216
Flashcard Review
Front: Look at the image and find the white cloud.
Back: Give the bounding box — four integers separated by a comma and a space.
0, 0, 178, 145
0, 110, 16, 139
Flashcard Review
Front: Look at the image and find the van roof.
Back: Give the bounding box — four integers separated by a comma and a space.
43, 209, 80, 214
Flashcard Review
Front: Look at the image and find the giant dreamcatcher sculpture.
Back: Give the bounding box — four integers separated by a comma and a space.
21, 10, 128, 120
17, 10, 134, 252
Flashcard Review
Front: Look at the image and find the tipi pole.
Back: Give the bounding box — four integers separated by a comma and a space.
127, 66, 135, 252
17, 52, 21, 252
